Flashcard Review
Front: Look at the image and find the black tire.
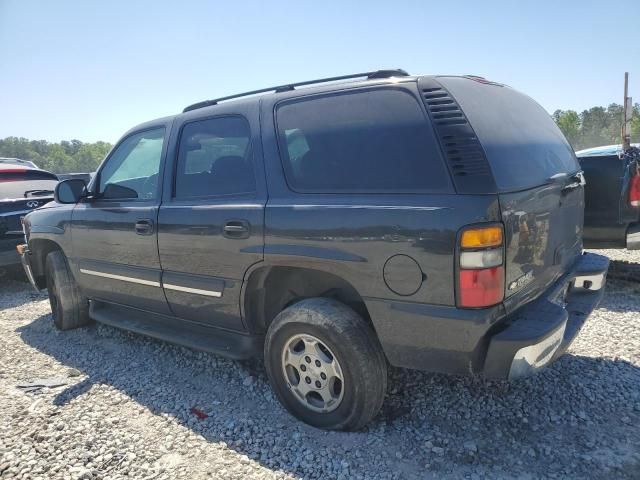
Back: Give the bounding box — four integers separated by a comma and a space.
45, 251, 91, 330
264, 298, 387, 431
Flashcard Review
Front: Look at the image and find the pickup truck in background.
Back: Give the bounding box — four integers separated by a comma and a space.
0, 162, 58, 273
576, 144, 640, 250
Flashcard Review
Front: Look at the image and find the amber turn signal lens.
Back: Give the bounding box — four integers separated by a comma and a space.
460, 226, 503, 248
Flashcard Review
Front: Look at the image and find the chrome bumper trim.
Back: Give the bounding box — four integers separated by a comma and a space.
572, 272, 605, 291
509, 321, 566, 379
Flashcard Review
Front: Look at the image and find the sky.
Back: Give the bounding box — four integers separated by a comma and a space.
1, 0, 639, 143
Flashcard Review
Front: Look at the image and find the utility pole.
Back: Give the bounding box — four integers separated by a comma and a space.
622, 72, 632, 152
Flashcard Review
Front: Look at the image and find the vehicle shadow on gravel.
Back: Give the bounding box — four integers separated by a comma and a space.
0, 277, 46, 310
17, 313, 640, 479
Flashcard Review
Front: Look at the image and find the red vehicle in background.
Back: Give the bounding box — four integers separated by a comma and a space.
0, 159, 58, 273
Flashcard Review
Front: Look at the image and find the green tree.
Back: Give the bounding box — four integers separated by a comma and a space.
553, 103, 640, 151
553, 109, 580, 146
0, 137, 112, 173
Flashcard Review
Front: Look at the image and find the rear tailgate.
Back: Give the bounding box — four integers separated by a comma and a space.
0, 197, 54, 234
439, 77, 584, 312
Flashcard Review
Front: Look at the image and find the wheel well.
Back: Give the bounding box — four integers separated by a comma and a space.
243, 266, 372, 334
29, 239, 63, 289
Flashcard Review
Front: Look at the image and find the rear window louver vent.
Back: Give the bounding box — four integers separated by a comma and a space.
418, 77, 496, 194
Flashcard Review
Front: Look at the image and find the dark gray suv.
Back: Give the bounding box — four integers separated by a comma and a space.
19, 70, 609, 430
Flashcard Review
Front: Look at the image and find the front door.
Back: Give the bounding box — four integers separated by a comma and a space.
71, 125, 172, 314
158, 113, 265, 331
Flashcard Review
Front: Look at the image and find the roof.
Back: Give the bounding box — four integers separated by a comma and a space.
182, 69, 411, 113
121, 72, 503, 143
0, 157, 38, 168
575, 144, 640, 157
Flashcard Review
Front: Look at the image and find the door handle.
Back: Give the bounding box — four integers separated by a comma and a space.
223, 220, 250, 239
135, 219, 154, 235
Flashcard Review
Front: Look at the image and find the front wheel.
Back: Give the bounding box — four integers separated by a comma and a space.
45, 251, 91, 330
264, 298, 387, 431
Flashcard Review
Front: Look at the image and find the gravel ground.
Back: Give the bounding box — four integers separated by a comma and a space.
0, 250, 639, 479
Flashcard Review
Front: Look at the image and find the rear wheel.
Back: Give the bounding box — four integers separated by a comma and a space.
45, 251, 91, 330
264, 298, 387, 431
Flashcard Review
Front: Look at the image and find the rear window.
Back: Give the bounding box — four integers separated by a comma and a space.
276, 88, 452, 193
0, 170, 58, 200
439, 77, 580, 191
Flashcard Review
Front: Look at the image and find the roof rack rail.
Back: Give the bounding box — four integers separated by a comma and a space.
183, 69, 409, 113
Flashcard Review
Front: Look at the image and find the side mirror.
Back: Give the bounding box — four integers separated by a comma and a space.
54, 179, 87, 204
102, 183, 138, 199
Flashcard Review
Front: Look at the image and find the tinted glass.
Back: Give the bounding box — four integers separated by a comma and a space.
276, 88, 452, 193
439, 77, 580, 191
99, 128, 165, 199
175, 116, 254, 198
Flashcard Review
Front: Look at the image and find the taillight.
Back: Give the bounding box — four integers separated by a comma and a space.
629, 174, 640, 207
457, 225, 505, 308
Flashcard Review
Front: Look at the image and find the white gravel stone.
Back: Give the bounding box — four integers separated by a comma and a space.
0, 250, 639, 478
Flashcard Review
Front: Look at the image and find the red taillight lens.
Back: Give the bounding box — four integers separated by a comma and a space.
457, 224, 505, 308
629, 174, 640, 207
459, 267, 505, 307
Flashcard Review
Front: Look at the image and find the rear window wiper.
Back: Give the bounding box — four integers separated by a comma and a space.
24, 189, 54, 198
547, 171, 584, 184
547, 172, 585, 194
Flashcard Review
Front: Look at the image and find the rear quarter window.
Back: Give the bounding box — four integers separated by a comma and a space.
438, 77, 580, 192
276, 88, 453, 193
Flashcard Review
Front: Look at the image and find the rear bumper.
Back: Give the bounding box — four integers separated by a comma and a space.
483, 252, 609, 379
367, 252, 609, 379
626, 223, 640, 250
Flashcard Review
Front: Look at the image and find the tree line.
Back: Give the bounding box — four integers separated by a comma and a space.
0, 102, 639, 174
0, 137, 112, 174
553, 103, 640, 151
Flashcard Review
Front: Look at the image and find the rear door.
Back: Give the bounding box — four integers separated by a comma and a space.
438, 77, 584, 311
157, 105, 266, 332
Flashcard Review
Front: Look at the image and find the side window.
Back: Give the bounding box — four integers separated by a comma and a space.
99, 128, 165, 199
276, 89, 452, 193
174, 116, 254, 199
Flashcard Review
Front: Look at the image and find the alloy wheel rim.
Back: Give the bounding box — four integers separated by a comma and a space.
281, 333, 344, 413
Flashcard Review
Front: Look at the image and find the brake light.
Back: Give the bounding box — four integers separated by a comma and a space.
629, 174, 640, 207
0, 168, 28, 182
458, 225, 505, 308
